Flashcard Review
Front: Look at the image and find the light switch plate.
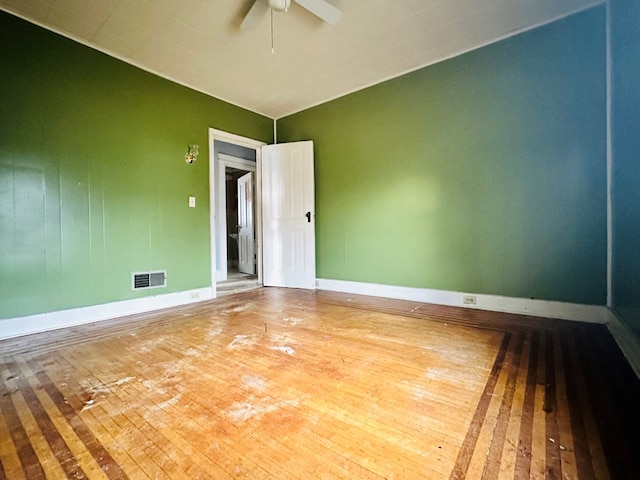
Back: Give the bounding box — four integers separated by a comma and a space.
188, 196, 196, 208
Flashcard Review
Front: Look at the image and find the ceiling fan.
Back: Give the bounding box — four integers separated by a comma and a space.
240, 0, 342, 30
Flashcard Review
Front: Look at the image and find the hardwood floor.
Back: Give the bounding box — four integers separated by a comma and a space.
1, 288, 639, 479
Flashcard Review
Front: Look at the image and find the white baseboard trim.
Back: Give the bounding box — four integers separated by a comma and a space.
315, 278, 609, 324
606, 309, 640, 379
0, 287, 214, 341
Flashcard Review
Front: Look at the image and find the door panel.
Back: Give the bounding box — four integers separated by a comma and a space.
237, 172, 255, 275
262, 141, 315, 289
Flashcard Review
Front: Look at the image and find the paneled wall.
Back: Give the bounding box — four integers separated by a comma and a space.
0, 11, 272, 320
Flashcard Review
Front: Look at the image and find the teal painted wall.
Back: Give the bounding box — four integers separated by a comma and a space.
278, 7, 607, 305
611, 0, 640, 338
0, 11, 272, 320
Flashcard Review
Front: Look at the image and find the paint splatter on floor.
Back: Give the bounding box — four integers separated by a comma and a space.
283, 317, 304, 325
270, 345, 296, 355
227, 334, 257, 350
226, 395, 307, 423
242, 374, 266, 391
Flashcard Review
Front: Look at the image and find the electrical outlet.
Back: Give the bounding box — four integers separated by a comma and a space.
463, 295, 477, 305
190, 292, 200, 300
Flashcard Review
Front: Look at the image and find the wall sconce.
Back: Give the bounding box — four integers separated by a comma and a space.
185, 144, 199, 164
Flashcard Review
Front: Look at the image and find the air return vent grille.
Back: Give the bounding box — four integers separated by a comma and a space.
132, 271, 166, 291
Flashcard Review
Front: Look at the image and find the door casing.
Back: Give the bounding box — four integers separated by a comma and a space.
208, 128, 266, 296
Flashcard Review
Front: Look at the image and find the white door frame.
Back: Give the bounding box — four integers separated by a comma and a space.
217, 153, 256, 281
208, 128, 266, 297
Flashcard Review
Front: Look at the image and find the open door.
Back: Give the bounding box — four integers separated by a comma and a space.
237, 171, 255, 275
262, 141, 315, 289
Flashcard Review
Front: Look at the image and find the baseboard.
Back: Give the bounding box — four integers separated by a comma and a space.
315, 278, 609, 324
0, 287, 214, 341
606, 309, 640, 379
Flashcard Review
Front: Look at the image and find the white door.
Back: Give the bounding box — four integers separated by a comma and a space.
237, 172, 255, 274
262, 141, 315, 289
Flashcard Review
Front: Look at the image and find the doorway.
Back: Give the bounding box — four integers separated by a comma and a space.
208, 129, 266, 297
208, 129, 316, 296
220, 162, 258, 293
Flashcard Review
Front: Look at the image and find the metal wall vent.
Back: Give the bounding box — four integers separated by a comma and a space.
132, 271, 166, 291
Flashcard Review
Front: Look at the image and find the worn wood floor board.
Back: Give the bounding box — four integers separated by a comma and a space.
479, 332, 525, 480
464, 333, 515, 480
152, 308, 478, 462
0, 401, 23, 480
563, 331, 609, 480
8, 388, 69, 480
551, 332, 579, 480
531, 334, 549, 479
82, 340, 295, 480
11, 358, 99, 480
52, 349, 178, 480
1, 287, 639, 479
56, 348, 236, 480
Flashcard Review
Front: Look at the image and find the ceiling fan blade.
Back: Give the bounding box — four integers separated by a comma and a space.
294, 0, 342, 25
240, 0, 269, 30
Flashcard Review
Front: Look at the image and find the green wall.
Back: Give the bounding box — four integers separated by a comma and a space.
0, 11, 272, 320
611, 0, 640, 338
1, 5, 621, 324
278, 7, 607, 305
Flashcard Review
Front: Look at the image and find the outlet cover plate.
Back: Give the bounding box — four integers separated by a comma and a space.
463, 295, 477, 305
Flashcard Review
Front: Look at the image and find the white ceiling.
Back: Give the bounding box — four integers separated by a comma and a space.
0, 0, 602, 119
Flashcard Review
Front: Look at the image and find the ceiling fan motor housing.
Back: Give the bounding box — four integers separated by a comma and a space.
241, 0, 341, 30
268, 0, 291, 12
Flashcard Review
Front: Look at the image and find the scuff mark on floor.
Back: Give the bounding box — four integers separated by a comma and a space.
206, 322, 224, 339
155, 393, 182, 410
283, 317, 304, 326
268, 333, 298, 346
142, 379, 167, 395
242, 374, 266, 391
78, 376, 136, 412
270, 345, 296, 355
80, 399, 95, 412
222, 303, 254, 314
227, 334, 257, 350
135, 336, 167, 353
113, 376, 136, 386
226, 394, 308, 423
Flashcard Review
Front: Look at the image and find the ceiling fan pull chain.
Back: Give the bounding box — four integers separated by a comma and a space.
271, 8, 275, 54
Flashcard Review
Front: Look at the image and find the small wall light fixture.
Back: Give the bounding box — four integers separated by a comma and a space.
185, 144, 199, 164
